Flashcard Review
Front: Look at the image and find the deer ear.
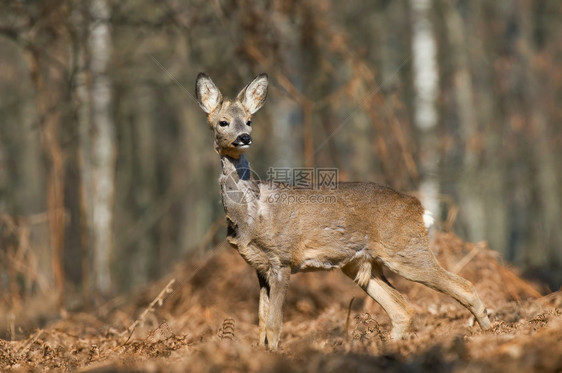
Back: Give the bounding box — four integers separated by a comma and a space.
196, 73, 222, 113
237, 73, 268, 114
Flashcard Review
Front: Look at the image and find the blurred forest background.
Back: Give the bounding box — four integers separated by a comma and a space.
0, 0, 561, 322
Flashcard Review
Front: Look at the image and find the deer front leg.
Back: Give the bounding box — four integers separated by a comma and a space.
265, 266, 290, 350
257, 271, 270, 347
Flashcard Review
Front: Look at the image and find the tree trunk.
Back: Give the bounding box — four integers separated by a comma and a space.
23, 48, 65, 310
71, 0, 93, 303
410, 0, 440, 218
469, 1, 508, 256
442, 0, 486, 242
16, 97, 44, 216
88, 0, 116, 297
131, 83, 156, 286
300, 3, 316, 168
517, 0, 561, 269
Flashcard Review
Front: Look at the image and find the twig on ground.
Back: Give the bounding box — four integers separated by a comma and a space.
345, 297, 355, 343
121, 278, 176, 343
493, 262, 542, 301
452, 242, 486, 274
17, 329, 44, 357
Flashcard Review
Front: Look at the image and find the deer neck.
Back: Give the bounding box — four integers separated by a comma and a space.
219, 155, 259, 240
220, 154, 252, 182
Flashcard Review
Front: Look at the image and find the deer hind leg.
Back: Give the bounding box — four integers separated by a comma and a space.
381, 245, 491, 330
342, 261, 414, 340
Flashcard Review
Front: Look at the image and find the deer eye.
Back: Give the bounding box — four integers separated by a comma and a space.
219, 121, 229, 127
246, 120, 252, 126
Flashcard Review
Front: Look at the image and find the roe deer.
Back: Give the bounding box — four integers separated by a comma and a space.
195, 73, 491, 350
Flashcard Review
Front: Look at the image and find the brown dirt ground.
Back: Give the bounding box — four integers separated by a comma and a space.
1, 232, 561, 372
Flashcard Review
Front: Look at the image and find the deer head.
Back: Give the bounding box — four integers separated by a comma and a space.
195, 73, 268, 159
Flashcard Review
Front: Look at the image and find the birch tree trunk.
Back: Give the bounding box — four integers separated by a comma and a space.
410, 0, 440, 219
88, 0, 116, 297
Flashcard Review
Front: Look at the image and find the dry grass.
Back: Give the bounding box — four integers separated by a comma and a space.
1, 232, 561, 372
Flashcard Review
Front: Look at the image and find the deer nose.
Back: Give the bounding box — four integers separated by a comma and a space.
238, 133, 252, 145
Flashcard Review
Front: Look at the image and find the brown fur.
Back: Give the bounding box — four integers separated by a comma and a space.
195, 73, 491, 350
